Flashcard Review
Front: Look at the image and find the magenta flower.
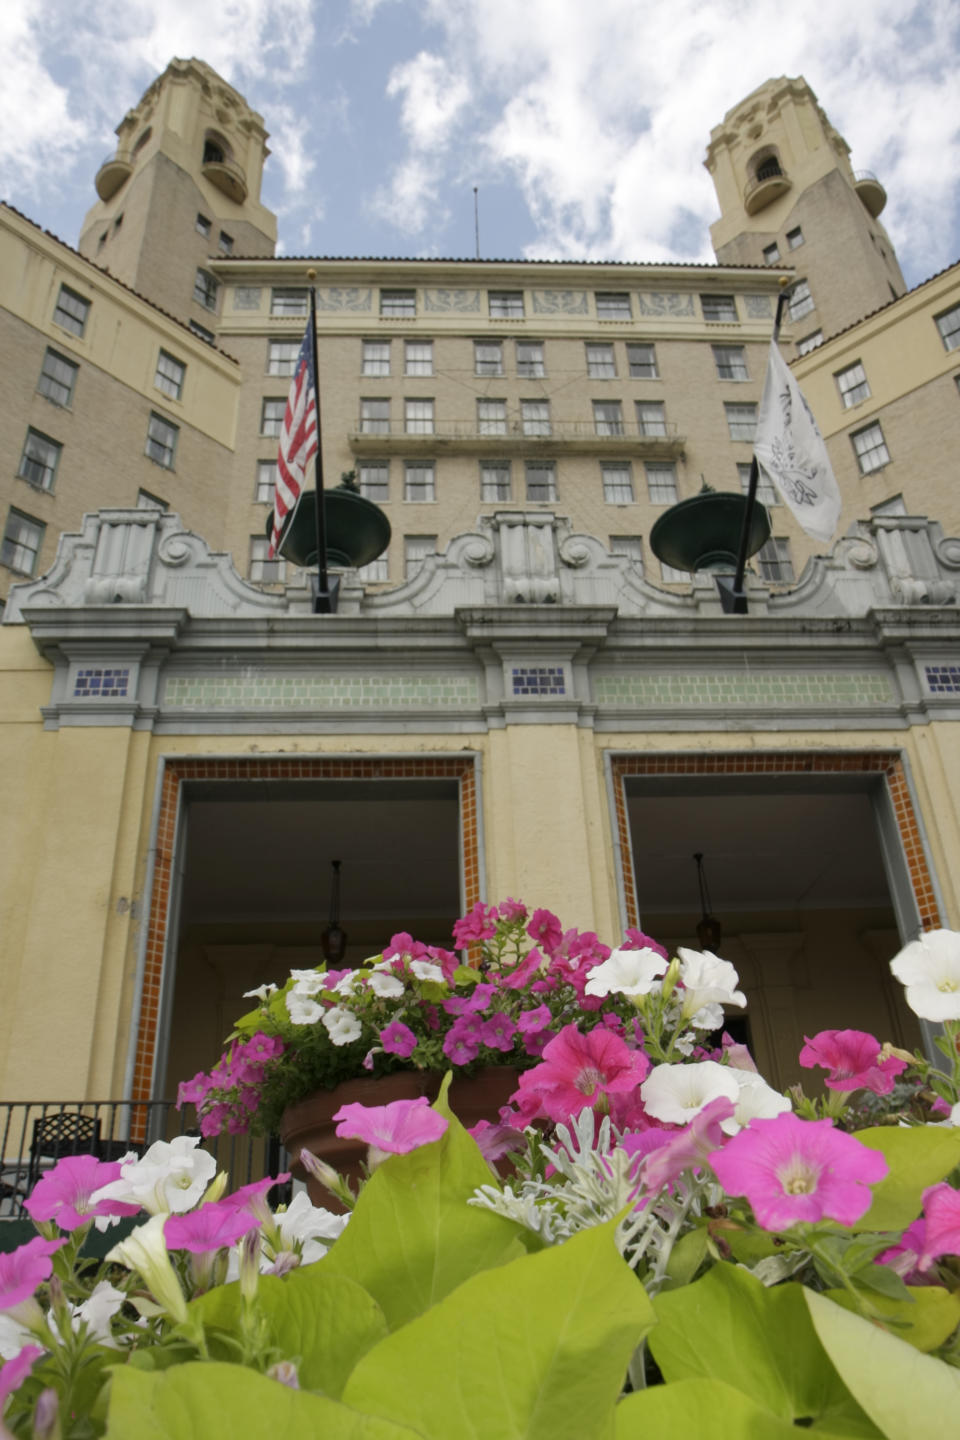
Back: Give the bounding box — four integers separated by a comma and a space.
799, 1029, 907, 1095
332, 1097, 448, 1154
0, 1346, 44, 1408
916, 1182, 960, 1270
444, 983, 497, 1016
220, 1175, 291, 1221
498, 898, 528, 922
452, 903, 499, 946
514, 1024, 648, 1123
517, 1004, 552, 1034
0, 1237, 66, 1311
710, 1113, 888, 1230
24, 1154, 142, 1232
526, 908, 563, 955
177, 1071, 211, 1109
443, 1028, 481, 1065
468, 1120, 528, 1163
503, 946, 546, 990
639, 1097, 735, 1194
877, 1218, 931, 1282
165, 1201, 260, 1254
623, 927, 669, 961
379, 1020, 418, 1058
481, 1013, 518, 1052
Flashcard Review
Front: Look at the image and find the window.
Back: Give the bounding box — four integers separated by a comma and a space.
602, 463, 634, 503
516, 341, 545, 377
380, 290, 416, 318
738, 462, 779, 507
271, 288, 308, 317
249, 537, 286, 585
405, 399, 434, 435
362, 341, 390, 376
404, 464, 435, 502
481, 463, 511, 501
646, 463, 677, 504
725, 402, 758, 441
627, 343, 658, 379
477, 399, 507, 435
155, 350, 186, 400
594, 401, 624, 435
404, 535, 436, 576
218, 231, 233, 255
268, 341, 299, 377
586, 343, 616, 378
137, 489, 168, 511
97, 231, 107, 253
786, 226, 804, 249
53, 285, 90, 337
610, 536, 644, 571
636, 400, 667, 436
405, 341, 433, 376
489, 291, 524, 318
835, 361, 870, 408
1, 509, 44, 575
360, 399, 390, 434
260, 398, 286, 437
189, 320, 215, 344
701, 294, 738, 323
255, 461, 278, 503
474, 341, 503, 376
195, 214, 211, 237
193, 269, 219, 311
851, 422, 890, 474
358, 461, 389, 502
757, 537, 795, 584
146, 413, 178, 468
203, 137, 226, 164
18, 429, 61, 491
38, 349, 78, 407
712, 345, 749, 381
521, 400, 550, 436
935, 304, 960, 352
762, 242, 781, 265
525, 462, 556, 502
596, 292, 631, 320
660, 561, 690, 584
797, 330, 823, 355
358, 555, 389, 583
788, 281, 815, 321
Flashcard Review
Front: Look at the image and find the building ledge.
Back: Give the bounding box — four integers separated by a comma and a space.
854, 171, 887, 218
743, 171, 792, 215
348, 422, 686, 458
94, 153, 133, 202
202, 158, 248, 205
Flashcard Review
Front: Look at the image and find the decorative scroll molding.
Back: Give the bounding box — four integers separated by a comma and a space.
423, 289, 482, 313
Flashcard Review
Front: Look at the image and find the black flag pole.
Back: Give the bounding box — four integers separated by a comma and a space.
305, 269, 335, 614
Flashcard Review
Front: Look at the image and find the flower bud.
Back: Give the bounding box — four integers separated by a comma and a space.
239, 1229, 260, 1304
33, 1388, 60, 1440
266, 1360, 299, 1389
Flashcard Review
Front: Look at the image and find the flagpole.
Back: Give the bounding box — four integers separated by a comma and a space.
305, 270, 333, 615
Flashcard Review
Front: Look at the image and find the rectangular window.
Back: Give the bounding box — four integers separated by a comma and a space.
835, 361, 870, 408
757, 537, 795, 584
189, 320, 215, 344
404, 534, 436, 576
594, 400, 624, 435
796, 330, 823, 355
260, 398, 286, 437
137, 489, 168, 510
636, 400, 667, 436
488, 291, 524, 318
935, 304, 960, 352
256, 461, 278, 503
268, 341, 299, 377
762, 242, 781, 264
786, 226, 804, 249
481, 463, 511, 501
155, 350, 186, 400
249, 536, 285, 585
610, 535, 644, 571
586, 343, 616, 378
405, 340, 433, 376
193, 269, 219, 311
1, 509, 44, 575
712, 344, 749, 380
146, 412, 178, 468
38, 348, 78, 406
725, 402, 758, 441
404, 464, 435, 502
627, 343, 658, 379
405, 399, 434, 434
195, 214, 211, 237
701, 294, 738, 323
18, 429, 61, 491
516, 340, 545, 377
646, 462, 678, 504
358, 461, 389, 502
525, 462, 556, 502
358, 555, 389, 583
53, 285, 90, 337
270, 288, 308, 317
362, 340, 390, 376
851, 421, 890, 474
521, 400, 551, 436
477, 399, 507, 435
474, 341, 503, 376
596, 292, 631, 320
788, 280, 815, 321
360, 398, 390, 434
380, 289, 416, 318
660, 561, 691, 584
218, 230, 233, 255
738, 462, 779, 507
602, 462, 634, 503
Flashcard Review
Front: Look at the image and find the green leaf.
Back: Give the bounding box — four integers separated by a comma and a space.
650, 1263, 882, 1436
805, 1288, 960, 1439
851, 1126, 960, 1233
850, 1261, 912, 1303
663, 1225, 708, 1288
823, 1284, 960, 1353
615, 1379, 797, 1438
321, 1097, 524, 1329
342, 1218, 655, 1440
105, 1363, 422, 1440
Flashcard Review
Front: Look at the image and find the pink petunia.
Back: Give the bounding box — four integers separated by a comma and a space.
0, 1346, 44, 1408
916, 1182, 960, 1270
498, 898, 528, 923
503, 947, 546, 990
468, 1120, 528, 1163
798, 1030, 907, 1095
452, 903, 499, 946
623, 927, 669, 961
379, 1021, 418, 1058
709, 1113, 888, 1230
481, 1013, 518, 1052
164, 1201, 260, 1254
332, 1097, 448, 1154
526, 909, 563, 955
177, 1072, 211, 1109
517, 1004, 552, 1034
639, 1097, 735, 1194
876, 1218, 931, 1283
513, 1024, 649, 1123
0, 1237, 66, 1312
220, 1175, 291, 1220
24, 1155, 142, 1231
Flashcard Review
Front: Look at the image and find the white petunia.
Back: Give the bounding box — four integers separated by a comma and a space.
276, 1192, 348, 1265
367, 971, 404, 999
688, 1003, 725, 1033
676, 949, 746, 1021
0, 1313, 34, 1360
640, 1061, 740, 1125
410, 960, 444, 984
106, 1214, 188, 1324
322, 1006, 363, 1046
585, 946, 668, 998
73, 1281, 125, 1347
286, 991, 324, 1025
890, 930, 960, 1021
721, 1070, 793, 1135
243, 982, 278, 1002
288, 970, 325, 996
92, 1135, 217, 1215
333, 971, 364, 998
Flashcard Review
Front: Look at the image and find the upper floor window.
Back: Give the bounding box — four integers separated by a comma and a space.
195, 214, 211, 237
381, 289, 416, 318
249, 536, 285, 586
358, 554, 389, 584
725, 402, 758, 442
627, 343, 658, 379
786, 226, 804, 249
268, 340, 299, 377
712, 345, 748, 381
405, 341, 433, 376
488, 291, 524, 319
203, 137, 227, 165
189, 320, 216, 344
762, 242, 781, 265
358, 461, 389, 502
360, 398, 390, 434
271, 288, 308, 317
137, 489, 168, 511
404, 533, 437, 574
362, 340, 390, 376
405, 399, 434, 434
646, 463, 677, 504
834, 361, 870, 408
701, 294, 738, 323
521, 400, 550, 436
53, 285, 90, 337
586, 343, 616, 378
260, 398, 286, 437
610, 535, 644, 571
935, 304, 960, 352
757, 537, 795, 585
18, 429, 61, 491
477, 399, 507, 436
146, 413, 178, 469
475, 341, 503, 376
525, 461, 556, 502
851, 421, 890, 474
218, 231, 233, 255
602, 462, 634, 504
788, 280, 815, 321
155, 350, 186, 400
38, 349, 78, 407
516, 340, 545, 377
481, 462, 511, 502
255, 461, 277, 504
193, 269, 219, 312
593, 400, 624, 436
595, 292, 631, 320
738, 462, 779, 507
796, 330, 823, 355
1, 509, 45, 576
636, 400, 667, 437
404, 464, 435, 502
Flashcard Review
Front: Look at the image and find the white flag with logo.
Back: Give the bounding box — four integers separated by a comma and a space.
754, 341, 841, 543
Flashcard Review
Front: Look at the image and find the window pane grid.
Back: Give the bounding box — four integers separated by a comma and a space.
271, 289, 308, 317
261, 399, 286, 437
712, 345, 748, 380
362, 341, 390, 376
477, 400, 507, 436
627, 344, 658, 379
522, 401, 550, 436
516, 342, 545, 377
646, 463, 677, 504
360, 399, 390, 434
359, 462, 389, 502
404, 535, 436, 576
738, 463, 778, 507
405, 400, 434, 434
193, 269, 219, 311
155, 350, 185, 399
404, 463, 435, 501
935, 304, 960, 352
725, 402, 758, 441
488, 292, 524, 318
595, 292, 631, 320
481, 464, 511, 501
38, 349, 77, 406
586, 344, 616, 378
797, 331, 823, 355
701, 294, 738, 323
602, 464, 633, 503
18, 430, 61, 491
381, 290, 416, 317
256, 461, 277, 503
757, 537, 795, 584
268, 342, 299, 377
146, 413, 178, 468
475, 342, 503, 376
1, 510, 44, 575
594, 401, 624, 435
405, 341, 433, 375
788, 281, 815, 320
53, 286, 89, 337
852, 422, 890, 474
835, 362, 870, 408
249, 537, 285, 584
636, 401, 667, 436
525, 463, 556, 501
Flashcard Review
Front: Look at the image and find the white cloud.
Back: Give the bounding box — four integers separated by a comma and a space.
372, 50, 470, 232
0, 2, 91, 198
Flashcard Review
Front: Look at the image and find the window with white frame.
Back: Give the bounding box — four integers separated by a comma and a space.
404, 534, 436, 576
405, 399, 434, 434
477, 399, 507, 435
610, 535, 644, 571
797, 330, 823, 355
1, 509, 44, 575
788, 281, 815, 321
195, 214, 211, 237
53, 285, 90, 337
521, 400, 550, 436
712, 345, 749, 381
593, 400, 624, 435
404, 462, 435, 502
218, 230, 233, 255
660, 561, 691, 584
358, 461, 389, 502
525, 461, 556, 502
738, 462, 778, 507
586, 343, 616, 378
851, 421, 890, 474
18, 429, 61, 491
601, 462, 633, 503
596, 292, 631, 320
516, 340, 545, 377
380, 290, 416, 318
137, 489, 168, 511
190, 320, 215, 344
935, 304, 960, 352
255, 461, 278, 503
786, 226, 804, 249
701, 294, 738, 323
362, 340, 390, 376
757, 537, 795, 584
834, 361, 870, 408
146, 413, 178, 468
646, 462, 678, 504
481, 463, 511, 501
636, 400, 667, 436
268, 341, 299, 377
405, 340, 433, 376
193, 269, 219, 311
488, 291, 524, 318
155, 350, 186, 400
474, 341, 503, 376
249, 536, 285, 585
762, 242, 781, 265
627, 343, 658, 379
260, 398, 286, 437
271, 288, 308, 317
38, 349, 78, 407
360, 398, 390, 434
725, 402, 758, 441
358, 554, 389, 583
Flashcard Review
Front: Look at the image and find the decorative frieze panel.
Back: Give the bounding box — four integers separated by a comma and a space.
232, 287, 262, 310
635, 293, 696, 317
314, 288, 373, 312
593, 670, 893, 708
423, 289, 481, 313
163, 672, 480, 709
744, 294, 773, 317
531, 291, 589, 315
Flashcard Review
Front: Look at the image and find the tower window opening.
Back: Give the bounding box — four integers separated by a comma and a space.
755, 156, 782, 182
203, 139, 225, 165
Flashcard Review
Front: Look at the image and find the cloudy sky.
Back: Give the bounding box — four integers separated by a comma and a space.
3, 0, 958, 289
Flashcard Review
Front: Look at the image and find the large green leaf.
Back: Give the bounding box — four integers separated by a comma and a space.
805, 1288, 960, 1440
851, 1126, 960, 1233
615, 1378, 797, 1439
650, 1264, 882, 1436
342, 1217, 654, 1440
823, 1283, 960, 1353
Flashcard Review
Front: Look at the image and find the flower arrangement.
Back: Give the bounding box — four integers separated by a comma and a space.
3, 913, 960, 1439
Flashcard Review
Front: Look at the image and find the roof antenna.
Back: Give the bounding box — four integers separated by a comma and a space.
473, 185, 480, 260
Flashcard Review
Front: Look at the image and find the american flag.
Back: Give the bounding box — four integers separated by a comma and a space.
268, 320, 318, 558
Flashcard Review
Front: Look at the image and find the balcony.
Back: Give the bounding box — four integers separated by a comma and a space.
348, 419, 686, 458
743, 165, 792, 215
854, 170, 887, 218
94, 150, 134, 202
202, 155, 248, 204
